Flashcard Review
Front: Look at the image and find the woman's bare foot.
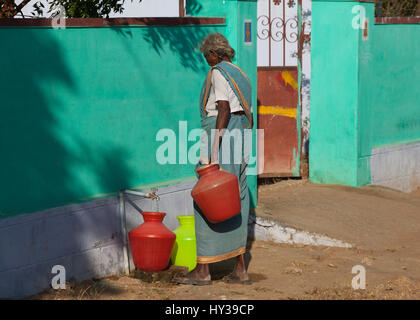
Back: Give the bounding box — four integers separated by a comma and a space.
222, 254, 251, 284
172, 263, 212, 285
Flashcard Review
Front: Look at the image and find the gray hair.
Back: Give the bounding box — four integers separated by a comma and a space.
199, 33, 235, 60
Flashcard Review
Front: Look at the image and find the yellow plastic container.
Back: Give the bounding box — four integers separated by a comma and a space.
170, 215, 197, 271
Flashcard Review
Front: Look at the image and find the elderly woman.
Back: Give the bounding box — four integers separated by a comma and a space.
174, 33, 254, 285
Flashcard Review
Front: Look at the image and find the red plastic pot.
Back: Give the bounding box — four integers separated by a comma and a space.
128, 212, 176, 271
191, 164, 241, 223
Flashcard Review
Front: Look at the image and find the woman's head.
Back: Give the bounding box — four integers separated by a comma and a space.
199, 33, 235, 66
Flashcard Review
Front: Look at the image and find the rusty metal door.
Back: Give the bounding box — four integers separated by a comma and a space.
257, 0, 303, 177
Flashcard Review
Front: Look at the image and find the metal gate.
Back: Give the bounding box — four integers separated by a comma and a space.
257, 0, 304, 177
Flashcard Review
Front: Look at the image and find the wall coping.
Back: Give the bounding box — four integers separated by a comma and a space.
311, 0, 375, 2
0, 17, 226, 28
375, 17, 420, 24
313, 1, 420, 24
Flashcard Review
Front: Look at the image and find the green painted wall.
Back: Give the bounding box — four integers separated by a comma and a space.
187, 0, 258, 207
368, 25, 420, 148
310, 1, 360, 186
310, 0, 420, 187
0, 24, 222, 217
0, 0, 258, 217
358, 3, 420, 185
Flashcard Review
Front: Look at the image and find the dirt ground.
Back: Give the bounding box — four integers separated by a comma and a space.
29, 180, 420, 300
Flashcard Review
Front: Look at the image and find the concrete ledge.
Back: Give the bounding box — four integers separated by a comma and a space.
248, 216, 352, 248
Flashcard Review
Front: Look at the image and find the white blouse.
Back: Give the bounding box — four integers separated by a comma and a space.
205, 69, 252, 117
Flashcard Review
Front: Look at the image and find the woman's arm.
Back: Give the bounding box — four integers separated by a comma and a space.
210, 100, 230, 164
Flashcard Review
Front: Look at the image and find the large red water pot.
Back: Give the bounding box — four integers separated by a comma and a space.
191, 164, 241, 223
128, 212, 176, 271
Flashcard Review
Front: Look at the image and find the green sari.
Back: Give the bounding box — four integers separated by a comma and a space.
194, 61, 252, 263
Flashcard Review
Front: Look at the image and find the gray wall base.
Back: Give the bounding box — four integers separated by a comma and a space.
370, 141, 420, 193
